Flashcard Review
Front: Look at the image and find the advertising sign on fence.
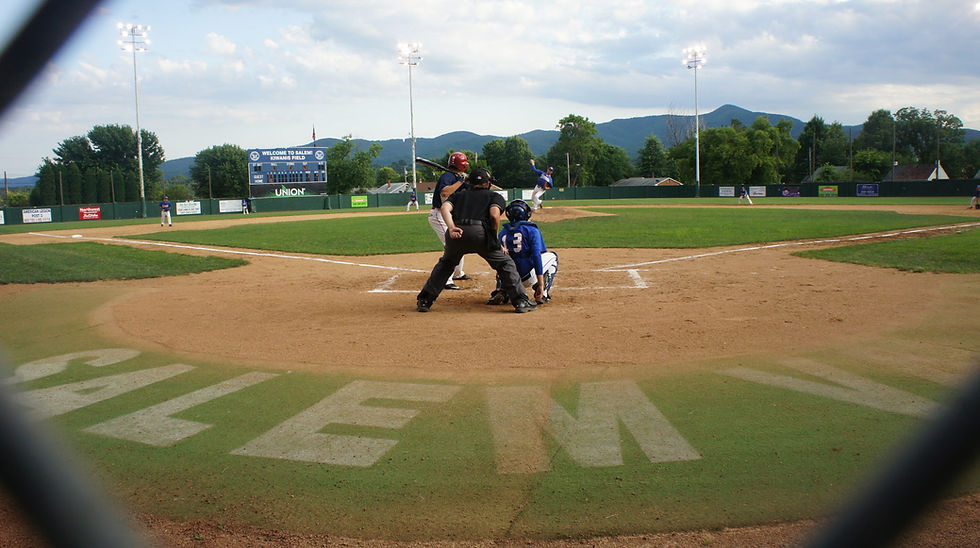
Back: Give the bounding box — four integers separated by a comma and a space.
23, 208, 52, 223
350, 196, 368, 208
719, 186, 735, 197
218, 199, 242, 213
79, 206, 102, 220
176, 201, 202, 216
819, 185, 839, 197
0, 210, 4, 225
857, 184, 879, 197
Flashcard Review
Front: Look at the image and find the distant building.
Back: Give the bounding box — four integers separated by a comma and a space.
368, 181, 412, 194
882, 163, 949, 181
611, 177, 683, 187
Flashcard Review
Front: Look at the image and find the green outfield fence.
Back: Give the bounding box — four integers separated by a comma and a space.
2, 179, 977, 226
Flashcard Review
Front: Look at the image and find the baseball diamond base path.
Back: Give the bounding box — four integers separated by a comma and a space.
1, 204, 979, 547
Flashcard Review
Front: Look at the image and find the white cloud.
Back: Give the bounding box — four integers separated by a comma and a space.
206, 32, 237, 56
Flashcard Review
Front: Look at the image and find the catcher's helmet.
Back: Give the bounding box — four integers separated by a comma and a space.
448, 152, 469, 171
505, 199, 532, 223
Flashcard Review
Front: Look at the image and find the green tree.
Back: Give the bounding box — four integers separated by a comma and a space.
545, 114, 601, 187
593, 143, 633, 186
895, 107, 965, 166
33, 160, 59, 205
160, 183, 193, 201
852, 149, 892, 181
96, 168, 112, 203
793, 116, 828, 183
376, 166, 400, 187
326, 136, 382, 194
482, 136, 534, 188
854, 109, 896, 153
698, 126, 755, 185
635, 135, 677, 179
190, 144, 248, 198
52, 135, 97, 171
960, 139, 980, 179
124, 169, 140, 202
822, 122, 849, 167
4, 191, 30, 207
83, 168, 99, 203
47, 124, 166, 204
745, 117, 780, 185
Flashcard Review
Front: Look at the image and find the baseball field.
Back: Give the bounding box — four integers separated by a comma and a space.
1, 198, 979, 547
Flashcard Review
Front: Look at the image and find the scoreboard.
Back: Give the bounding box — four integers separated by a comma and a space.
247, 147, 328, 197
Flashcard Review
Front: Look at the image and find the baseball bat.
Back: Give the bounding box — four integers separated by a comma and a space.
415, 156, 452, 172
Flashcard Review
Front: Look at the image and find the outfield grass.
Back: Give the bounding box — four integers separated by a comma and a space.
132, 207, 973, 254
796, 227, 980, 273
0, 241, 246, 283
0, 195, 972, 236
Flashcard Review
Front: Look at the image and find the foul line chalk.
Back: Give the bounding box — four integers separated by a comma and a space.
28, 233, 428, 273
600, 222, 980, 271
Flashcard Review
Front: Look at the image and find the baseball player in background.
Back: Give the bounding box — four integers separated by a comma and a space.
530, 159, 553, 211
407, 187, 419, 211
487, 199, 558, 306
429, 152, 471, 290
159, 195, 172, 227
971, 184, 979, 209
738, 185, 753, 205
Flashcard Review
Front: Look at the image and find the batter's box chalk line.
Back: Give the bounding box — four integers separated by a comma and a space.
369, 269, 650, 294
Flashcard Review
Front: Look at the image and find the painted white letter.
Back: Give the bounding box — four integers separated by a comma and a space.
232, 380, 460, 467
486, 381, 701, 474
85, 372, 278, 446
16, 364, 195, 419
5, 348, 140, 385
720, 358, 939, 417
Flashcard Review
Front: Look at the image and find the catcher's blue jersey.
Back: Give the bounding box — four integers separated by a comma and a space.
499, 221, 547, 278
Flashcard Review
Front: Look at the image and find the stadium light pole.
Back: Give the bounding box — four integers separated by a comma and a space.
398, 42, 422, 189
684, 44, 706, 198
118, 22, 149, 217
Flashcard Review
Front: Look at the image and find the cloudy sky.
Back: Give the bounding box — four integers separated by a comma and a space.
1, 0, 978, 178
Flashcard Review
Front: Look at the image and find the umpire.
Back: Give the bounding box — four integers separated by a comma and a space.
416, 167, 536, 313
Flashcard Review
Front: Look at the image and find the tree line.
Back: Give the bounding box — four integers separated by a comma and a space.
14, 106, 980, 208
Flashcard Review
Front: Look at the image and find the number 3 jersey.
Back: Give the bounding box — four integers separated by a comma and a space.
499, 221, 548, 278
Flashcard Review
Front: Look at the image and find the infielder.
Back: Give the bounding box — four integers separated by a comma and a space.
159, 195, 172, 227
971, 184, 980, 209
530, 159, 553, 211
407, 187, 419, 211
429, 152, 471, 290
487, 199, 558, 306
738, 185, 753, 205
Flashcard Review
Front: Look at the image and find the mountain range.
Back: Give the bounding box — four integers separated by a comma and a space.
4, 104, 976, 187
159, 104, 820, 180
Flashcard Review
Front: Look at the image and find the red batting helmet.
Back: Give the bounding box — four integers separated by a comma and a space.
448, 152, 469, 171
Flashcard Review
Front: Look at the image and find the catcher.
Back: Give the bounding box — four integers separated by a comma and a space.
487, 199, 559, 306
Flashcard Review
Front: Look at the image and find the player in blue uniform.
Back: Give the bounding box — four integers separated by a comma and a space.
487, 199, 558, 306
971, 184, 980, 209
429, 152, 470, 289
530, 159, 553, 211
406, 187, 419, 211
159, 196, 172, 226
738, 185, 753, 205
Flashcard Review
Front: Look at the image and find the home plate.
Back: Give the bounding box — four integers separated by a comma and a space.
72, 234, 83, 238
